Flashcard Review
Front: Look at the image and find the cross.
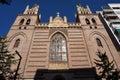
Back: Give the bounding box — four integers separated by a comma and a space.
57, 12, 60, 17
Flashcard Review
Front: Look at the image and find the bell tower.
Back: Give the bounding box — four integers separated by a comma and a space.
75, 3, 118, 71
75, 3, 102, 28
76, 3, 91, 14
12, 4, 41, 29
24, 4, 39, 15
7, 4, 41, 77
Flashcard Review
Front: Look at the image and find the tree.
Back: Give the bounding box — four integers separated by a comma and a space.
94, 51, 120, 80
0, 36, 16, 80
0, 0, 12, 5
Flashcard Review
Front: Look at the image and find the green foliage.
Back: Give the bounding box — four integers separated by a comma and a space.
0, 36, 16, 80
94, 51, 120, 80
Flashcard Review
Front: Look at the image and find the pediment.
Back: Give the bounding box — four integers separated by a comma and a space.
48, 13, 68, 27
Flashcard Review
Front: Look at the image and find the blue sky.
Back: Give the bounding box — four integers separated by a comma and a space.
0, 0, 120, 36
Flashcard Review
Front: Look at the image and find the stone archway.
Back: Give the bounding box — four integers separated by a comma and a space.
53, 75, 65, 80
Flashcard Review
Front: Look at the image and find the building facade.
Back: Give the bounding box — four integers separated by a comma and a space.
98, 4, 120, 50
7, 4, 120, 80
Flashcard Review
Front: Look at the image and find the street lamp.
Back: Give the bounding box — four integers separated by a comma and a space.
14, 51, 22, 80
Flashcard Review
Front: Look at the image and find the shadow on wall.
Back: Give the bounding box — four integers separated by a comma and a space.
34, 68, 97, 80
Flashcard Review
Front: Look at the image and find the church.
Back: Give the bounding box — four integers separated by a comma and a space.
7, 3, 120, 80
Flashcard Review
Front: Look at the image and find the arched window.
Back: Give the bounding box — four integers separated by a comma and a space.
92, 18, 97, 24
19, 19, 24, 25
50, 33, 67, 62
85, 18, 90, 24
96, 38, 103, 47
14, 39, 20, 48
26, 19, 31, 25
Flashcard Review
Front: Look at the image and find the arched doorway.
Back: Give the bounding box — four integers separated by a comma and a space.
53, 75, 65, 80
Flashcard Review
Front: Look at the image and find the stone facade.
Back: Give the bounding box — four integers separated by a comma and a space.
7, 4, 120, 80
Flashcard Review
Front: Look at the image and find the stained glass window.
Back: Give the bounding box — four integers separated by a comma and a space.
50, 33, 67, 62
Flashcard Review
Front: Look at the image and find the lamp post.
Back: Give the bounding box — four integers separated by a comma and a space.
14, 51, 22, 80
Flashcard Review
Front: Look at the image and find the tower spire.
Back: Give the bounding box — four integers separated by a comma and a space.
76, 3, 92, 14
57, 12, 60, 17
24, 4, 39, 14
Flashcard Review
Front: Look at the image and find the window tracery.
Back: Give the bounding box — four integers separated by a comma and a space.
50, 33, 67, 62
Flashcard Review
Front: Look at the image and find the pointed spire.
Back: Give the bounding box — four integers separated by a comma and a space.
49, 16, 53, 23
23, 4, 39, 14
86, 5, 92, 13
76, 3, 92, 14
24, 5, 29, 14
64, 16, 67, 23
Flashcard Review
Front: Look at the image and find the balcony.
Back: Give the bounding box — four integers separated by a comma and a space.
102, 6, 115, 15
104, 13, 117, 17
114, 29, 120, 40
102, 6, 111, 9
116, 29, 120, 33
110, 19, 120, 23
103, 9, 113, 12
110, 23, 120, 29
104, 13, 118, 21
103, 11, 114, 14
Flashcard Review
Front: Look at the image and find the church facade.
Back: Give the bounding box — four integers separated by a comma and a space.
7, 4, 120, 80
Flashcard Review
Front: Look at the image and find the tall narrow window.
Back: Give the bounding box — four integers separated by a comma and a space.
85, 18, 90, 24
92, 18, 97, 24
50, 33, 67, 62
96, 38, 103, 47
19, 19, 24, 25
14, 39, 20, 48
26, 19, 31, 25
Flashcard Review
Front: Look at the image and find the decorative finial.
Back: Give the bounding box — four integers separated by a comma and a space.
23, 4, 39, 14
57, 12, 60, 17
77, 3, 82, 6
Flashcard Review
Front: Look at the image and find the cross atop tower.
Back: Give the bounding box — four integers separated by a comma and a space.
57, 12, 60, 17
